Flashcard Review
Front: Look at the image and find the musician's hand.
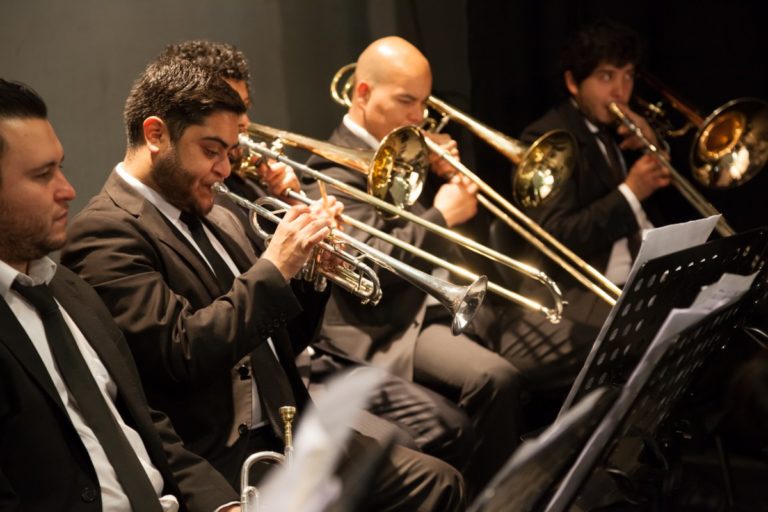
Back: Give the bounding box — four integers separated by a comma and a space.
262, 204, 332, 281
424, 132, 460, 179
434, 174, 478, 227
259, 161, 302, 201
309, 194, 344, 230
615, 104, 659, 150
624, 153, 671, 201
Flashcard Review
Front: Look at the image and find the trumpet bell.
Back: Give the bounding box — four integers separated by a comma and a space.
513, 130, 577, 209
691, 98, 768, 189
450, 275, 488, 335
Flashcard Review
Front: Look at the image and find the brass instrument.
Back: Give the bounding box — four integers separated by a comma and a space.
638, 74, 768, 190
214, 181, 487, 334
238, 131, 565, 323
244, 122, 429, 212
240, 406, 296, 512
330, 63, 622, 306
609, 102, 737, 237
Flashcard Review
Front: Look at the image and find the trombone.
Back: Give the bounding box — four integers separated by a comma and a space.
237, 130, 565, 323
637, 74, 768, 191
609, 102, 737, 237
240, 406, 296, 512
331, 63, 622, 305
214, 181, 487, 335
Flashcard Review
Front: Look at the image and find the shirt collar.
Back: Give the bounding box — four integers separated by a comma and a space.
342, 114, 380, 149
115, 162, 183, 222
0, 256, 57, 296
570, 98, 600, 135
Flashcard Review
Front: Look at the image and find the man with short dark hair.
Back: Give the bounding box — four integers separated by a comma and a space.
0, 78, 240, 511
62, 57, 464, 510
162, 38, 477, 474
520, 20, 671, 327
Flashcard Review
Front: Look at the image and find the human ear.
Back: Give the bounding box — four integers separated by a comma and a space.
564, 71, 579, 97
142, 116, 167, 154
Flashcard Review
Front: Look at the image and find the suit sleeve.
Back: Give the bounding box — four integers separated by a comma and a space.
520, 116, 639, 261
61, 205, 303, 386
148, 408, 238, 511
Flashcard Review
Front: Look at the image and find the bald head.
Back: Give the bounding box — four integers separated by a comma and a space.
349, 36, 432, 140
356, 36, 431, 88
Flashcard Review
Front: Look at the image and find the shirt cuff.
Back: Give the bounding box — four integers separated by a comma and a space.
214, 501, 240, 512
618, 182, 644, 218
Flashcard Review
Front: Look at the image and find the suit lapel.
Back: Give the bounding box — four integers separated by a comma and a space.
0, 297, 65, 411
104, 171, 222, 299
560, 101, 621, 191
204, 210, 253, 274
48, 270, 147, 416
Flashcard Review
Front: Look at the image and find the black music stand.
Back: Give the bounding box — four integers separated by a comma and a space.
561, 228, 768, 414
543, 266, 765, 511
468, 387, 617, 512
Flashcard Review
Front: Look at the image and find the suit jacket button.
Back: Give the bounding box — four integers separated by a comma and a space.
238, 423, 249, 436
81, 486, 97, 502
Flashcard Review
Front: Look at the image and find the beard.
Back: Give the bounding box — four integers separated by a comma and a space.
150, 147, 208, 216
0, 200, 64, 264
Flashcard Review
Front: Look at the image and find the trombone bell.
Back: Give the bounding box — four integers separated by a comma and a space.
514, 130, 577, 208
691, 98, 768, 189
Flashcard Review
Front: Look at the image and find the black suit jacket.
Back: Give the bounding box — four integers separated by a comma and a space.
0, 266, 236, 511
303, 123, 459, 379
520, 100, 643, 273
519, 100, 667, 324
61, 170, 323, 467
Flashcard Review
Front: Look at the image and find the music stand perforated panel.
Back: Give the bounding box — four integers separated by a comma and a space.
563, 228, 768, 412
546, 230, 768, 511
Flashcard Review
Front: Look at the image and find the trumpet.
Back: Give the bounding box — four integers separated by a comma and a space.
609, 102, 736, 237
213, 181, 487, 335
330, 63, 622, 306
237, 131, 565, 323
240, 406, 296, 512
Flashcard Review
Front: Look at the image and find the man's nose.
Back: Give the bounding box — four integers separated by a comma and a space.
55, 170, 76, 202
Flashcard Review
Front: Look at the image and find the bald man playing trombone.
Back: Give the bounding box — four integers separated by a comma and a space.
304, 36, 523, 493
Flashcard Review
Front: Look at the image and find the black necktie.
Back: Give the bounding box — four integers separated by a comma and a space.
178, 212, 296, 438
596, 129, 642, 261
179, 211, 236, 291
12, 281, 162, 512
595, 127, 625, 183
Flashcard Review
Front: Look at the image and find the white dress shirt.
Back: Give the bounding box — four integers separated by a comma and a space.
0, 257, 178, 512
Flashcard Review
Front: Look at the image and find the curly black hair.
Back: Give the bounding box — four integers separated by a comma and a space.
561, 20, 646, 85
161, 40, 250, 85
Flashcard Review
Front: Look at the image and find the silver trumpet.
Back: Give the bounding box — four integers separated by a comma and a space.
212, 182, 487, 335
240, 406, 296, 512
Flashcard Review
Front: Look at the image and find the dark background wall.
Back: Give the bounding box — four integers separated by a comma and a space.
2, 0, 766, 230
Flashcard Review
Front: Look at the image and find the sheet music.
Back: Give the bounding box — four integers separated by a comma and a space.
625, 215, 720, 288
651, 270, 756, 347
